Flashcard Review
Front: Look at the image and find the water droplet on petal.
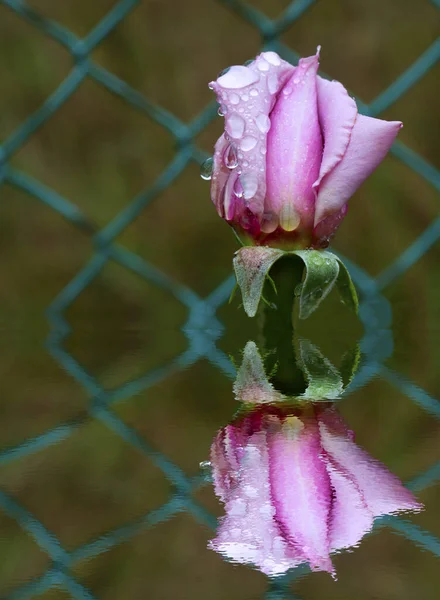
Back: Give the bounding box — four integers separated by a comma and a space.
261, 212, 278, 233
240, 172, 258, 199
200, 157, 213, 180
225, 113, 245, 139
293, 77, 300, 85
240, 136, 257, 152
263, 51, 281, 66
217, 65, 259, 89
268, 72, 278, 94
282, 86, 293, 97
229, 92, 240, 105
223, 144, 238, 169
217, 106, 224, 117
257, 58, 270, 72
233, 177, 244, 198
250, 88, 259, 97
260, 146, 267, 155
256, 114, 271, 134
279, 203, 300, 231
241, 93, 249, 102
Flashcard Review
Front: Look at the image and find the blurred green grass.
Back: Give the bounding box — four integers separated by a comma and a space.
0, 0, 439, 598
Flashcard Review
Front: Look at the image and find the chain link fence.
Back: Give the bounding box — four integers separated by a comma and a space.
0, 0, 439, 598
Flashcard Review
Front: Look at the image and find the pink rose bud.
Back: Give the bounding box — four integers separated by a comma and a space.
209, 404, 422, 577
209, 50, 402, 249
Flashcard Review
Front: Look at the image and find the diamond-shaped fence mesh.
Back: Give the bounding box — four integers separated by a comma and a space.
0, 0, 439, 598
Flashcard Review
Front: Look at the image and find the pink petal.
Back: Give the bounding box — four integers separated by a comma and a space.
314, 114, 402, 225
265, 51, 323, 233
210, 134, 231, 218
210, 430, 303, 576
209, 53, 294, 230
268, 415, 334, 573
313, 77, 358, 190
324, 455, 374, 552
319, 420, 423, 518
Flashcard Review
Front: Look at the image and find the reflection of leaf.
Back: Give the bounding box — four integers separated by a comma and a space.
294, 250, 340, 319
336, 259, 359, 314
233, 247, 284, 317
233, 341, 284, 404
299, 339, 344, 400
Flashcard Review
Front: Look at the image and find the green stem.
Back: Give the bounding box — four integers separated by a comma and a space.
260, 256, 306, 396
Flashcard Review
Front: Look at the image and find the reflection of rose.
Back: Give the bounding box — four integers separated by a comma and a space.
210, 405, 422, 576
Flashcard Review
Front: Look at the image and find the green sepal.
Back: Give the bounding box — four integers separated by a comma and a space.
293, 250, 339, 319
335, 258, 359, 314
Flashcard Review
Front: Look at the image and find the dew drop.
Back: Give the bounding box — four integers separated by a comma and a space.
263, 51, 281, 66
279, 203, 300, 231
240, 172, 258, 199
250, 88, 259, 97
229, 92, 240, 105
257, 58, 270, 72
225, 113, 245, 139
241, 136, 257, 152
260, 146, 267, 155
282, 86, 293, 97
217, 106, 225, 117
233, 177, 244, 198
256, 114, 271, 134
217, 65, 259, 89
241, 93, 249, 102
293, 77, 300, 85
223, 144, 238, 169
200, 157, 213, 180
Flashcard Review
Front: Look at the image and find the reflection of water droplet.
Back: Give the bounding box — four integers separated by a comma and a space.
250, 88, 259, 97
208, 82, 214, 90
224, 144, 238, 169
229, 92, 240, 105
226, 113, 245, 139
256, 114, 271, 134
200, 157, 213, 180
217, 106, 224, 117
241, 136, 257, 151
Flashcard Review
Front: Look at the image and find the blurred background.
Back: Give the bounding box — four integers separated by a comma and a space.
0, 0, 439, 598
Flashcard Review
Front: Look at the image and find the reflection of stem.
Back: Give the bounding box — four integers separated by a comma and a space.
260, 256, 306, 396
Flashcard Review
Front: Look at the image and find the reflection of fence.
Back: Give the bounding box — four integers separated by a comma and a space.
0, 0, 439, 597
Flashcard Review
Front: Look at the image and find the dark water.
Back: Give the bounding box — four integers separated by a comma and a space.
1, 251, 439, 600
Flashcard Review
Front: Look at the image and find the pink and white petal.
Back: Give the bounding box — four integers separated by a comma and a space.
314, 114, 402, 225
210, 134, 231, 218
266, 52, 323, 232
314, 77, 357, 190
324, 455, 374, 552
319, 421, 423, 518
209, 430, 304, 576
268, 415, 334, 573
209, 53, 294, 225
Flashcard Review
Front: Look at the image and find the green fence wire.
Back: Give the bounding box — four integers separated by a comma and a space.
0, 0, 439, 598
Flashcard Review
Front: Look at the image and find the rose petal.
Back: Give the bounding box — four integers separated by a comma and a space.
314, 77, 358, 190
319, 420, 423, 518
314, 115, 402, 225
268, 415, 334, 573
209, 53, 294, 230
266, 51, 323, 233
